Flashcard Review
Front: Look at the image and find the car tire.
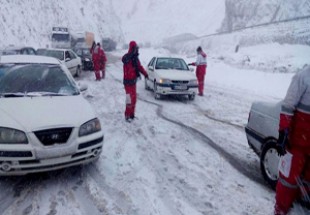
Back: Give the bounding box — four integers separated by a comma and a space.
260, 139, 280, 189
75, 66, 81, 77
154, 82, 161, 100
188, 94, 195, 101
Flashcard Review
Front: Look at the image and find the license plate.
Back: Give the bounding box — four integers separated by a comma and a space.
174, 85, 187, 90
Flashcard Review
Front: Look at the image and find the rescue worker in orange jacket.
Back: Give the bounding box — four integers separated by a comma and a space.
188, 46, 207, 96
274, 65, 310, 215
122, 41, 148, 122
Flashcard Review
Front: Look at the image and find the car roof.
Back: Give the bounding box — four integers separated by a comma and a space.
4, 46, 35, 51
156, 57, 184, 60
0, 55, 61, 65
40, 48, 72, 52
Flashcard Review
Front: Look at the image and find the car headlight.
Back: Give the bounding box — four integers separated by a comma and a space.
84, 58, 90, 62
189, 79, 198, 85
0, 127, 28, 144
159, 79, 171, 84
79, 118, 101, 137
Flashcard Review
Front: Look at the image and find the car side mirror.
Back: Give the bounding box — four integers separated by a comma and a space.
65, 58, 71, 62
148, 66, 154, 71
79, 83, 88, 92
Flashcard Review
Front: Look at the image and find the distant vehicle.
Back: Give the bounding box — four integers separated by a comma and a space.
245, 101, 281, 188
145, 57, 198, 100
102, 38, 117, 51
51, 27, 71, 48
37, 48, 82, 77
73, 45, 93, 71
2, 46, 37, 55
0, 55, 104, 175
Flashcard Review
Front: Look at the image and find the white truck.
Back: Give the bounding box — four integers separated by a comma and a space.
51, 27, 71, 48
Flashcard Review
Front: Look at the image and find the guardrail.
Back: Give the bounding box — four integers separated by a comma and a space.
198, 15, 310, 39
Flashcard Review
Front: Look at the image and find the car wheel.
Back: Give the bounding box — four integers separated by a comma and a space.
154, 82, 161, 100
188, 94, 195, 101
260, 139, 280, 189
75, 66, 81, 77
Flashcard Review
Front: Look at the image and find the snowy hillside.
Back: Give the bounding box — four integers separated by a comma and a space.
0, 0, 225, 48
0, 0, 122, 48
220, 0, 310, 32
111, 0, 225, 44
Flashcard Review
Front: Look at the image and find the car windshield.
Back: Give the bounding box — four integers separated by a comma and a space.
0, 64, 79, 97
82, 49, 91, 55
37, 50, 64, 61
75, 49, 90, 56
52, 34, 70, 42
155, 58, 189, 70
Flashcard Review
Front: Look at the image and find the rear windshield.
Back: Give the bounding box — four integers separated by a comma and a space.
37, 50, 64, 61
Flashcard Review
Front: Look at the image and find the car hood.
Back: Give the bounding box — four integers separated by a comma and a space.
0, 96, 96, 132
155, 69, 196, 80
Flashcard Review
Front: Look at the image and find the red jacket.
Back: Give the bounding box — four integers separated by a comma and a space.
92, 46, 106, 64
279, 66, 310, 149
122, 41, 148, 85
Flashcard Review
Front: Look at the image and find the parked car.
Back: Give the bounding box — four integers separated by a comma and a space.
37, 48, 82, 77
0, 55, 104, 175
145, 57, 198, 100
245, 101, 281, 188
2, 46, 37, 55
102, 38, 117, 52
73, 46, 93, 71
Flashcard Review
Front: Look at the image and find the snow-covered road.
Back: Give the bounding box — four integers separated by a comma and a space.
0, 49, 308, 215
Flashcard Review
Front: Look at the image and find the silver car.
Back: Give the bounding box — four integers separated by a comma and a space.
245, 101, 281, 188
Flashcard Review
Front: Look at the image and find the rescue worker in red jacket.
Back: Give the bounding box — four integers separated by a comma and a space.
92, 43, 107, 81
274, 65, 310, 215
188, 46, 207, 96
122, 41, 148, 122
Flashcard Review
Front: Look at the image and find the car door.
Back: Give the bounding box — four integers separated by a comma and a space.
147, 57, 156, 89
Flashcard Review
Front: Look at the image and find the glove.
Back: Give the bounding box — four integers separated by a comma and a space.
276, 129, 289, 156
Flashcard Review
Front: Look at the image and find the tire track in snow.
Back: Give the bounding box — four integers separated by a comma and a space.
85, 164, 136, 215
138, 97, 266, 186
106, 63, 265, 186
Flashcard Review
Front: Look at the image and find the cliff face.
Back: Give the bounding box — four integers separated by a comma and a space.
220, 0, 310, 32
0, 0, 123, 48
0, 0, 226, 48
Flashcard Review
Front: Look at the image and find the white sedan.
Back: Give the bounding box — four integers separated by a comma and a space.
37, 48, 82, 77
0, 55, 104, 175
145, 57, 198, 100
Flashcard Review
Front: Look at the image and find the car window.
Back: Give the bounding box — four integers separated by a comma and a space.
27, 48, 36, 55
75, 49, 82, 55
2, 50, 20, 55
155, 58, 188, 70
39, 50, 64, 61
0, 64, 79, 96
69, 51, 77, 59
148, 57, 155, 67
65, 51, 71, 59
82, 49, 90, 55
21, 49, 28, 55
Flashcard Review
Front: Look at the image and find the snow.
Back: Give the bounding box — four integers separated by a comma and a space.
1, 1, 310, 215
